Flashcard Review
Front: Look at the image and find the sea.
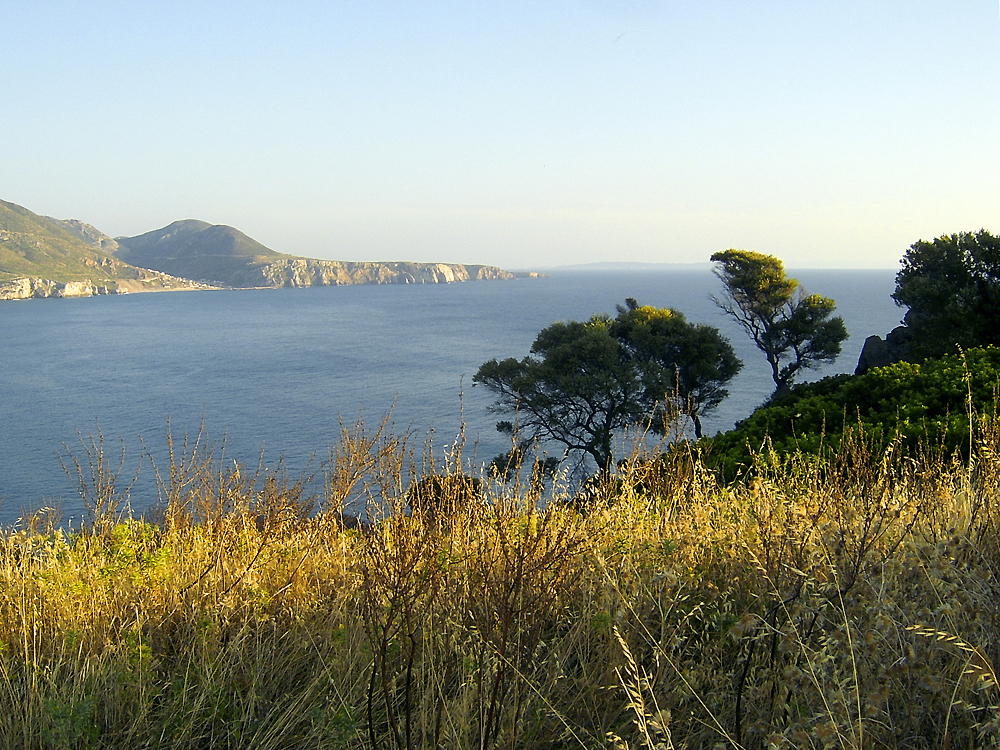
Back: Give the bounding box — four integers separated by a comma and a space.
0, 267, 902, 527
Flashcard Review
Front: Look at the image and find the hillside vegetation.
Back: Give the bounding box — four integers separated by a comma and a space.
114, 219, 284, 283
0, 200, 118, 281
706, 346, 1000, 479
2, 413, 999, 749
0, 200, 205, 296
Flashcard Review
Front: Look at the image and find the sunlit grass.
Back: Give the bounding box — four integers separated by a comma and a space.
1, 413, 999, 748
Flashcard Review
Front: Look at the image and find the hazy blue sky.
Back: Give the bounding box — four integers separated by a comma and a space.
2, 1, 997, 269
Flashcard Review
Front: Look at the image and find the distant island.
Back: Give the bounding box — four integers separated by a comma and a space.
0, 199, 538, 300
544, 261, 714, 272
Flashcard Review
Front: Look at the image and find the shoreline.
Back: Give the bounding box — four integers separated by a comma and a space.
0, 272, 544, 301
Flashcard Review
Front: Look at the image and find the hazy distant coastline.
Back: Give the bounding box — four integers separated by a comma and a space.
540, 261, 714, 272
0, 198, 535, 300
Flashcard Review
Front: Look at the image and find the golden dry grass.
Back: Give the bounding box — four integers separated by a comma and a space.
1, 415, 999, 749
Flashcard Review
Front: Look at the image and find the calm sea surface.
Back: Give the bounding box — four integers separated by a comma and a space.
0, 268, 901, 525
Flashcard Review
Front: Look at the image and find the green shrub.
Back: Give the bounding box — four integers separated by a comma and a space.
703, 346, 1000, 479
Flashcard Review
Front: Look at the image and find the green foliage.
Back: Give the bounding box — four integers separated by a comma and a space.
474, 300, 740, 473
704, 346, 1000, 478
893, 229, 1000, 359
475, 315, 646, 473
42, 695, 98, 748
610, 299, 742, 438
711, 249, 848, 395
0, 199, 119, 283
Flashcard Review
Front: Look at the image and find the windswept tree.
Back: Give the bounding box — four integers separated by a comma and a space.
893, 229, 1000, 360
473, 301, 741, 475
474, 317, 642, 475
711, 249, 847, 396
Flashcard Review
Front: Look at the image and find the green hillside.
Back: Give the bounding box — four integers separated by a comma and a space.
114, 220, 285, 284
0, 200, 120, 282
0, 200, 212, 297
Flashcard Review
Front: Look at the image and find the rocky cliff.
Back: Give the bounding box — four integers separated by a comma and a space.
0, 277, 122, 300
50, 218, 121, 254
0, 269, 219, 300
234, 258, 516, 288
1, 200, 217, 299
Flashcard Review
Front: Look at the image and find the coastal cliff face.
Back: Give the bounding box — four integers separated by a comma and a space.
0, 201, 222, 300
0, 267, 219, 300
0, 277, 124, 300
230, 259, 516, 288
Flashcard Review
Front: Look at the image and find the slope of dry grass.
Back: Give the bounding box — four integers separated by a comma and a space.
2, 416, 999, 749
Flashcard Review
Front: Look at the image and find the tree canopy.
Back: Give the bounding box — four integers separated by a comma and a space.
893, 229, 1000, 360
610, 299, 742, 439
473, 300, 741, 475
711, 249, 848, 396
474, 316, 641, 474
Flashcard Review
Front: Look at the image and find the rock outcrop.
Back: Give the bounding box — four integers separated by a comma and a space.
0, 269, 218, 300
49, 218, 121, 254
855, 325, 914, 374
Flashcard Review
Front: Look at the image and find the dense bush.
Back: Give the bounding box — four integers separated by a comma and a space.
704, 346, 1000, 479
893, 229, 1000, 359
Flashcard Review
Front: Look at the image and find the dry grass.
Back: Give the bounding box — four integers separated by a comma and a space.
1, 414, 999, 748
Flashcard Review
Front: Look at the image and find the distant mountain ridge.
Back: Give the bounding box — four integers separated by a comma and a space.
55, 218, 121, 254
114, 219, 521, 287
0, 199, 528, 299
547, 261, 714, 272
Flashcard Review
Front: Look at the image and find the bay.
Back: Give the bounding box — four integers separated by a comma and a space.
0, 267, 902, 526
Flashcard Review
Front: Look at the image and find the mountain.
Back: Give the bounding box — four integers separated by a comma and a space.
0, 199, 529, 300
114, 220, 521, 288
113, 220, 284, 285
0, 200, 213, 299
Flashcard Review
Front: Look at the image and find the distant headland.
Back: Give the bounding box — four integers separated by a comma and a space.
0, 199, 539, 300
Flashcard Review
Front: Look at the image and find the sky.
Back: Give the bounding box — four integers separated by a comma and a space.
2, 1, 998, 270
